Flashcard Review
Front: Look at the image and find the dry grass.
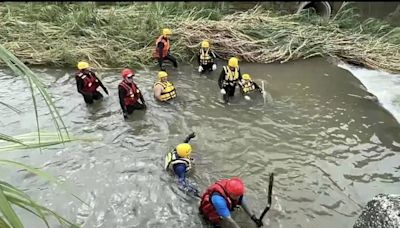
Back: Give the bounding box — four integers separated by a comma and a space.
1, 2, 399, 72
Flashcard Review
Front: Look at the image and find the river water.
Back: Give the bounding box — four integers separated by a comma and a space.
1, 57, 400, 228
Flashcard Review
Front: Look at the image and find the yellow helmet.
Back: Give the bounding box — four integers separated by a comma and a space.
77, 61, 89, 70
158, 71, 168, 80
162, 28, 172, 37
201, 40, 209, 48
176, 143, 192, 158
242, 74, 251, 80
228, 57, 239, 68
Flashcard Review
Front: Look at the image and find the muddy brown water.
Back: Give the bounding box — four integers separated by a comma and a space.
1, 57, 400, 228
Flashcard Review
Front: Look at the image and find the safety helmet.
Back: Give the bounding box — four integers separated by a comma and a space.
201, 40, 210, 48
158, 71, 168, 80
225, 177, 245, 197
77, 61, 89, 70
162, 28, 172, 37
176, 143, 192, 158
242, 74, 251, 80
228, 57, 239, 68
121, 68, 134, 78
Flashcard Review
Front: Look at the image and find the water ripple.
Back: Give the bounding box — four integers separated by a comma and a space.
2, 60, 400, 228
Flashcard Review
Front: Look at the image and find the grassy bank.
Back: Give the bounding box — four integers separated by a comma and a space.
1, 2, 400, 73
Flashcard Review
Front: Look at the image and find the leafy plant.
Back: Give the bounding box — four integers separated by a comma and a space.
0, 44, 93, 227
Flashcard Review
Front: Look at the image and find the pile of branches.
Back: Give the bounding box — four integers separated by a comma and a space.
1, 2, 399, 72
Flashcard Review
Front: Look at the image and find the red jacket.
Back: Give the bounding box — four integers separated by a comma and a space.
75, 70, 99, 93
199, 179, 241, 225
119, 81, 141, 106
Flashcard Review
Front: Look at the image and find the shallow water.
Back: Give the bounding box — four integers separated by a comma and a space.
1, 57, 400, 228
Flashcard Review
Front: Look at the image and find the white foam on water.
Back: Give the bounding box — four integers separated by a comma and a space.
338, 63, 400, 124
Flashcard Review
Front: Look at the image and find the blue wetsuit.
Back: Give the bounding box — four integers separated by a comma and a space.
172, 159, 198, 194
211, 194, 244, 218
173, 163, 187, 184
171, 134, 199, 195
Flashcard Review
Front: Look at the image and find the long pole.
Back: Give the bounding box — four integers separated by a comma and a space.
259, 173, 274, 221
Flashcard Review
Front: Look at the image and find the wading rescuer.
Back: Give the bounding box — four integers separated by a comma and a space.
239, 73, 265, 100
118, 68, 146, 119
164, 132, 199, 196
153, 28, 178, 71
197, 40, 217, 74
218, 57, 242, 103
199, 177, 263, 228
153, 71, 177, 102
75, 61, 108, 104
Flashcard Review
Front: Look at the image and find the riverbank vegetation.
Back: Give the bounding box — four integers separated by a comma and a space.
1, 2, 399, 72
0, 45, 93, 227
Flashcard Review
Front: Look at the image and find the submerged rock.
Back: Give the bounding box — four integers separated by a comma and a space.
354, 194, 400, 228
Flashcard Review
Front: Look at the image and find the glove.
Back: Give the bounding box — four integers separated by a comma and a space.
198, 66, 203, 73
244, 95, 251, 101
123, 112, 128, 119
212, 64, 217, 71
220, 89, 226, 95
104, 88, 109, 95
187, 132, 196, 139
251, 215, 263, 227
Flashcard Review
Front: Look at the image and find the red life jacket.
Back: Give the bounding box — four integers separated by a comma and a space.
119, 81, 141, 106
76, 71, 99, 93
199, 179, 241, 225
153, 35, 170, 59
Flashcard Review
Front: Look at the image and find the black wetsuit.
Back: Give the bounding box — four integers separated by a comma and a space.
197, 49, 217, 73
240, 81, 262, 96
218, 67, 242, 102
75, 70, 108, 104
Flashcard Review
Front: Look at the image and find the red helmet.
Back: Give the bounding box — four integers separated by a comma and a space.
225, 177, 245, 196
121, 68, 134, 78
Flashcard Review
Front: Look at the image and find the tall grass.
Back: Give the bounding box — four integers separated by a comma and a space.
0, 132, 95, 153
0, 179, 78, 228
0, 2, 399, 72
0, 41, 98, 226
0, 45, 70, 146
0, 101, 21, 114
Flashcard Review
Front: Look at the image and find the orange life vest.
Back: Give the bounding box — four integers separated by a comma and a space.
153, 35, 170, 59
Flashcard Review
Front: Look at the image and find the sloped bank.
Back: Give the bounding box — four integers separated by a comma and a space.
1, 2, 399, 73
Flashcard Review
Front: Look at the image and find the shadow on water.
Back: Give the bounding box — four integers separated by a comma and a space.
1, 57, 400, 228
